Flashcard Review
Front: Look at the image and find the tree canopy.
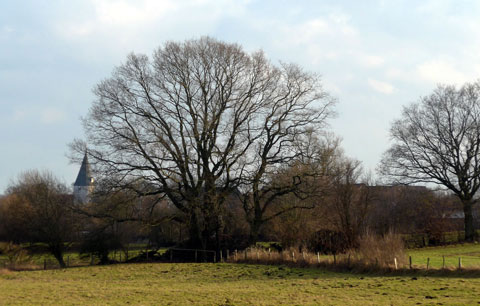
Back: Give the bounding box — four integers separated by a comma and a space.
380, 81, 480, 240
73, 37, 335, 249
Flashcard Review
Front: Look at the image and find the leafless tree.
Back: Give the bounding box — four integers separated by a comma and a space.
241, 131, 338, 243
380, 81, 480, 241
327, 158, 374, 247
72, 37, 334, 250
2, 170, 75, 267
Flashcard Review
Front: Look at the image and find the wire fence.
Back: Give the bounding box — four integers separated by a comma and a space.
0, 247, 219, 271
225, 247, 480, 271
2, 246, 480, 271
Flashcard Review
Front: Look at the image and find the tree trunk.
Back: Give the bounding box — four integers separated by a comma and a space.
50, 245, 66, 268
462, 199, 476, 242
248, 218, 262, 245
188, 212, 203, 249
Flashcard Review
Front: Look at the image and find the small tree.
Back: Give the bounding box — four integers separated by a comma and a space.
241, 132, 338, 244
328, 158, 373, 248
3, 170, 75, 267
380, 81, 480, 241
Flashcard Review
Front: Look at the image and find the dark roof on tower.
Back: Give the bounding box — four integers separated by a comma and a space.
74, 152, 93, 187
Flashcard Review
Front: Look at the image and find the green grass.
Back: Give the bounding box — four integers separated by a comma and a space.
2, 262, 480, 305
407, 243, 480, 269
0, 247, 166, 270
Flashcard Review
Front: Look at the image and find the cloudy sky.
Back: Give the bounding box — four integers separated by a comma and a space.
1, 0, 480, 192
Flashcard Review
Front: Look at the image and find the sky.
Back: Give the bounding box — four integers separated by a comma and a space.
1, 0, 480, 193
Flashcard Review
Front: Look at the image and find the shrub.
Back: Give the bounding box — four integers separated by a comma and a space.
353, 232, 407, 267
0, 242, 32, 268
80, 230, 123, 265
307, 229, 349, 254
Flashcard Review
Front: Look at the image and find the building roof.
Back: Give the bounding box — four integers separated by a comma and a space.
74, 152, 93, 187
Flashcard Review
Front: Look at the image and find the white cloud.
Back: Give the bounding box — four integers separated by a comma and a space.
368, 78, 395, 94
91, 0, 177, 26
0, 25, 14, 39
283, 14, 357, 46
1, 25, 14, 33
56, 0, 251, 39
40, 108, 67, 124
360, 55, 385, 68
416, 59, 471, 85
11, 109, 26, 122
57, 0, 177, 38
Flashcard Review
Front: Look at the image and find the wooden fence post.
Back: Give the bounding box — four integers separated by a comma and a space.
220, 250, 223, 263
317, 252, 320, 264
214, 252, 216, 263
292, 251, 295, 262
426, 258, 430, 270
409, 256, 412, 269
442, 255, 445, 269
394, 257, 398, 270
227, 250, 230, 261
234, 249, 237, 261
458, 257, 462, 269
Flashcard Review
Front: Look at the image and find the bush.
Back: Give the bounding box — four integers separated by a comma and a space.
307, 229, 349, 254
80, 230, 123, 265
353, 232, 407, 267
0, 242, 32, 268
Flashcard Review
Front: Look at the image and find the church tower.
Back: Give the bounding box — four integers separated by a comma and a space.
73, 152, 94, 204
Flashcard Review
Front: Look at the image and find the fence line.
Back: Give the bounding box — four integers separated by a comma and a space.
225, 248, 480, 271
3, 247, 480, 271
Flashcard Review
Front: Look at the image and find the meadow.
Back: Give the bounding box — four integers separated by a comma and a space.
408, 243, 480, 269
3, 262, 480, 305
1, 243, 480, 305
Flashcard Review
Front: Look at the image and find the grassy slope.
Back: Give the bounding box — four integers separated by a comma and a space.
2, 263, 480, 305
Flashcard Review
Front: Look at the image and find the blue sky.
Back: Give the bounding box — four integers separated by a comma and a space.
1, 0, 480, 193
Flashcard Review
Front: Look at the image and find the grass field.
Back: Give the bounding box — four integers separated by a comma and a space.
2, 262, 480, 305
408, 243, 480, 269
1, 243, 480, 305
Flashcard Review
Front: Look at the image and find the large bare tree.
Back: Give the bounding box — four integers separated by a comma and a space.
380, 81, 480, 241
73, 37, 334, 249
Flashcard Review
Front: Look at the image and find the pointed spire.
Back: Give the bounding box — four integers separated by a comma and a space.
74, 151, 93, 187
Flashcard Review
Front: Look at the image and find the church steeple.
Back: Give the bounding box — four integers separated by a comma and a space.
74, 152, 93, 187
73, 151, 94, 204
